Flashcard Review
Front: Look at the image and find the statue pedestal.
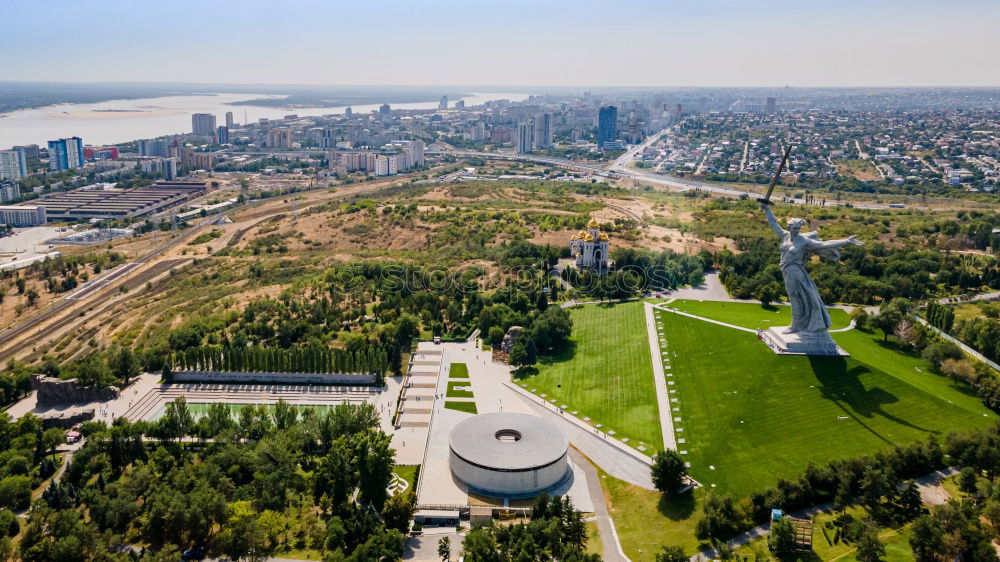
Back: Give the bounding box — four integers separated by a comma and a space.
761, 327, 848, 357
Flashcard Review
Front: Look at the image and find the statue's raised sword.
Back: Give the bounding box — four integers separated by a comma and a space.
759, 145, 792, 206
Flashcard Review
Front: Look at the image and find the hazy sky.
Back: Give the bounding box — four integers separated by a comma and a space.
5, 0, 999, 87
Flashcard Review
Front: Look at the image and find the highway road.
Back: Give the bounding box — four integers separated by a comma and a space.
429, 135, 901, 210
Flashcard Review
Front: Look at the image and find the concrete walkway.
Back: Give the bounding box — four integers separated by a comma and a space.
502, 383, 656, 490
651, 303, 757, 333
668, 271, 731, 301
569, 448, 629, 562
644, 302, 677, 451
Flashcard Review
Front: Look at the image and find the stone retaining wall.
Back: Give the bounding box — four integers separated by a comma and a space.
31, 375, 119, 407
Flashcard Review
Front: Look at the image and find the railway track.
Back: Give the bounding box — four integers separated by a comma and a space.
0, 259, 190, 363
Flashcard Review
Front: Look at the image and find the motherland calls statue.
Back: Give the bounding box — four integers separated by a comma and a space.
759, 201, 862, 355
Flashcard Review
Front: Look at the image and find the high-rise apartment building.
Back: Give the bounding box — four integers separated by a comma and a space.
225, 111, 234, 128
140, 157, 177, 180
0, 181, 20, 203
533, 113, 553, 149
12, 145, 39, 159
439, 96, 448, 110
344, 107, 353, 118
191, 113, 217, 136
0, 150, 27, 180
379, 103, 391, 115
47, 137, 84, 171
597, 106, 618, 148
216, 126, 230, 145
515, 122, 533, 153
266, 128, 292, 149
138, 139, 170, 157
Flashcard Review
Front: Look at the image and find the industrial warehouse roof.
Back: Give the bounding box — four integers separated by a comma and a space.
449, 412, 567, 471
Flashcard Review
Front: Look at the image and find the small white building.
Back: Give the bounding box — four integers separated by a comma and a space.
569, 217, 610, 272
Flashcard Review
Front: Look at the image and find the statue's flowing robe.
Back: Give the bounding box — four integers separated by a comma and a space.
779, 231, 838, 334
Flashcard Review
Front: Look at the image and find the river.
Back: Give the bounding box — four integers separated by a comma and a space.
0, 91, 530, 148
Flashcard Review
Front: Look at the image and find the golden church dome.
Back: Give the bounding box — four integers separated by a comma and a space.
587, 217, 600, 228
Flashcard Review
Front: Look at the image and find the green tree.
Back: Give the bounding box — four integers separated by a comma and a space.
757, 284, 777, 307
381, 490, 415, 534
437, 536, 451, 561
76, 354, 114, 388
768, 516, 796, 554
271, 399, 298, 430
0, 476, 31, 511
896, 480, 924, 521
856, 522, 885, 562
909, 515, 945, 562
655, 545, 687, 562
109, 346, 141, 385
509, 340, 531, 369
651, 449, 687, 495
40, 428, 64, 459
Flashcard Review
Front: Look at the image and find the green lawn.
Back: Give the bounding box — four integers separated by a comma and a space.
445, 401, 477, 414
392, 464, 419, 491
518, 301, 662, 449
666, 299, 852, 331
585, 521, 603, 556
149, 402, 339, 421
449, 363, 469, 378
446, 381, 474, 398
599, 464, 707, 560
656, 301, 995, 496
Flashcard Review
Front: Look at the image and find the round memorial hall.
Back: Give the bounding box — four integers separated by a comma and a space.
448, 412, 571, 497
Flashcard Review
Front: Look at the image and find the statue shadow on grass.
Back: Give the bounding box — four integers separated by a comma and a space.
808, 356, 936, 445
871, 336, 980, 399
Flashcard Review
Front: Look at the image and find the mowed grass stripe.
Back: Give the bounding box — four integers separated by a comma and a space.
522, 301, 662, 449
658, 302, 994, 497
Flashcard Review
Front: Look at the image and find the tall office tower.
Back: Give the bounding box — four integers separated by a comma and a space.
225, 111, 235, 128
191, 113, 217, 136
379, 103, 391, 115
455, 100, 465, 109
515, 122, 533, 153
0, 150, 27, 180
597, 105, 618, 148
47, 137, 84, 171
344, 107, 353, 118
216, 126, 230, 145
439, 95, 448, 110
533, 113, 553, 149
766, 97, 777, 113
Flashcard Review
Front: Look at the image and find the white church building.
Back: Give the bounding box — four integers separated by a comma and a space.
569, 217, 610, 272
